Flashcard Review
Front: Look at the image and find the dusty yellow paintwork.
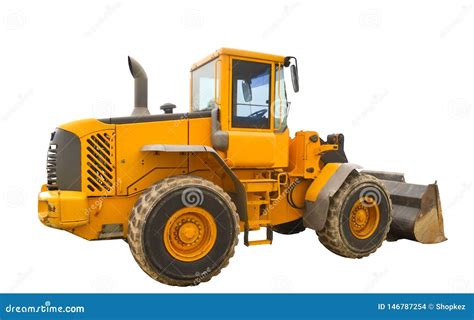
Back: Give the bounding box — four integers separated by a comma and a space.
191, 48, 285, 71
38, 185, 89, 229
59, 118, 114, 138
305, 163, 341, 203
38, 48, 338, 241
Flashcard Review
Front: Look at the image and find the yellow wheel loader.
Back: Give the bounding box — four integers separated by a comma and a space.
38, 48, 446, 286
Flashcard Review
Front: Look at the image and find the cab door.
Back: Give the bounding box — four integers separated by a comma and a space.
225, 58, 288, 168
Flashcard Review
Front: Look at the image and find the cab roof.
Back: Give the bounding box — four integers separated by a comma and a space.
191, 48, 286, 71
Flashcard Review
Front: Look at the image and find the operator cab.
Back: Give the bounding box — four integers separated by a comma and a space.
190, 48, 298, 132
190, 48, 299, 168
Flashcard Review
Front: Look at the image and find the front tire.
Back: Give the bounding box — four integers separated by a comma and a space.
317, 173, 392, 258
128, 175, 239, 286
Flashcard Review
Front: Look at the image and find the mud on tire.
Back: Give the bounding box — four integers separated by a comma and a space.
127, 175, 239, 286
317, 173, 392, 258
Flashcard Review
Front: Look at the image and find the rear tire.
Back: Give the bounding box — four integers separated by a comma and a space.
128, 175, 239, 286
317, 173, 392, 258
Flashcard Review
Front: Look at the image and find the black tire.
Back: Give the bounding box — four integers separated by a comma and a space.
128, 175, 239, 286
317, 173, 392, 258
273, 219, 306, 235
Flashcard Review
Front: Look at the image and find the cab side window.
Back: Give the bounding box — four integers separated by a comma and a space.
274, 65, 288, 132
192, 60, 219, 112
232, 60, 271, 129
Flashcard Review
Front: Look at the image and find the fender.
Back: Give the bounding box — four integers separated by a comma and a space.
140, 144, 247, 223
304, 163, 361, 231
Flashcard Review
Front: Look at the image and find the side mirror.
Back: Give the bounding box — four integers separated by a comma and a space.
284, 56, 300, 93
242, 80, 253, 102
291, 65, 299, 93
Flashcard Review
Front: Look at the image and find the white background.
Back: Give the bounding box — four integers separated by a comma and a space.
1, 0, 473, 293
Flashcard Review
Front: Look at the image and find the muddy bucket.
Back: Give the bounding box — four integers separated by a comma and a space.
361, 170, 446, 244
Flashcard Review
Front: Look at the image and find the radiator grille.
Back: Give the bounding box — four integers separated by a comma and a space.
85, 132, 114, 194
45, 129, 81, 191
46, 144, 58, 190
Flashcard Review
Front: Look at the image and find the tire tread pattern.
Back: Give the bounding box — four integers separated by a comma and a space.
128, 175, 239, 286
317, 173, 392, 259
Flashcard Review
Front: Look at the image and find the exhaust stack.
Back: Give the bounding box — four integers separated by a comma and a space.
128, 56, 150, 116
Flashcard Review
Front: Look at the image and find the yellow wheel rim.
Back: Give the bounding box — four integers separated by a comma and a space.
163, 207, 217, 262
349, 197, 380, 239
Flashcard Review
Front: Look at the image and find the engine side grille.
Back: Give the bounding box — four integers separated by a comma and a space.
84, 132, 115, 194
46, 144, 58, 190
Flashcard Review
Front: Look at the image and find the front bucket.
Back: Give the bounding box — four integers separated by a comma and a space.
362, 170, 447, 244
